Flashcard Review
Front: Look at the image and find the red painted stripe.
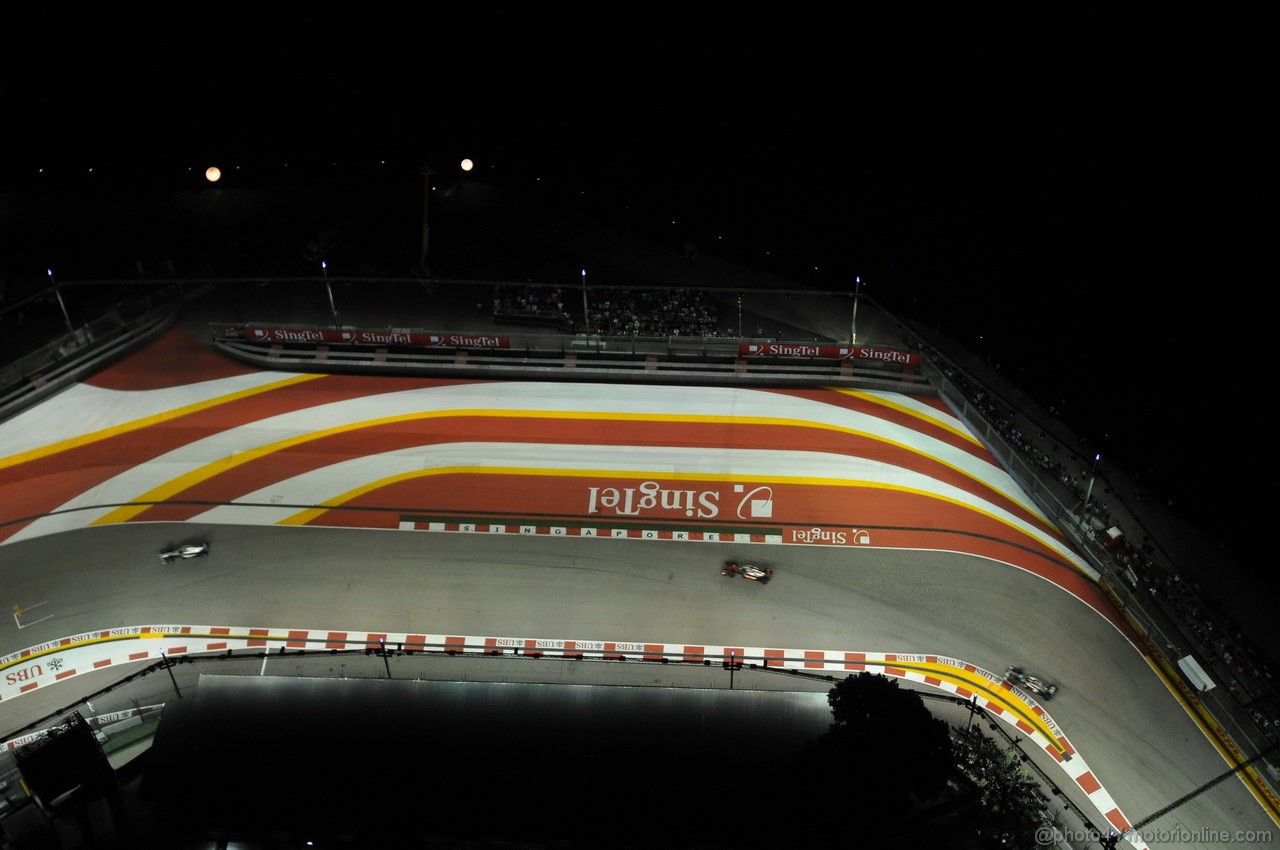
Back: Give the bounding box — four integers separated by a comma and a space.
1104, 809, 1130, 831
207, 642, 227, 651
286, 630, 309, 649
325, 632, 348, 650
94, 659, 112, 669
366, 633, 388, 651
682, 645, 705, 663
643, 644, 665, 662
1076, 771, 1101, 794
248, 629, 269, 647
406, 635, 428, 651
804, 651, 825, 668
55, 669, 77, 680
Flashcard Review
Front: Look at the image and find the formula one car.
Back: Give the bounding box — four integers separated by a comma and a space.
721, 560, 773, 584
1004, 666, 1058, 699
159, 542, 210, 564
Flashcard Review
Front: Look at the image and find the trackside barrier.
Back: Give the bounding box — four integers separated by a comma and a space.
0, 624, 1152, 845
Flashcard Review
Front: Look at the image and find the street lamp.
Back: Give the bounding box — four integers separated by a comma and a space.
737, 294, 743, 338
850, 275, 863, 344
582, 268, 590, 334
321, 260, 340, 330
47, 269, 75, 336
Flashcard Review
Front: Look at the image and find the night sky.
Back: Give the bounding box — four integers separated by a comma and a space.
2, 28, 1269, 569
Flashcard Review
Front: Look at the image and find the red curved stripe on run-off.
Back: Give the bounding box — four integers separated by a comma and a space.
120, 413, 1056, 536
83, 329, 262, 390
759, 387, 982, 455
0, 374, 473, 542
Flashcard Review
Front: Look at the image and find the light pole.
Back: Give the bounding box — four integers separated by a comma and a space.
47, 269, 75, 336
582, 268, 590, 334
850, 275, 863, 344
737, 294, 743, 338
420, 161, 436, 277
321, 260, 340, 330
1083, 453, 1101, 512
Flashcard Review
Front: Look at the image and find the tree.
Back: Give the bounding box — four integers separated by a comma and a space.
949, 725, 1052, 846
786, 673, 955, 843
784, 674, 1051, 847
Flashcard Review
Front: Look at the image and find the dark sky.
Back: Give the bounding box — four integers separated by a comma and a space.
1, 26, 1269, 567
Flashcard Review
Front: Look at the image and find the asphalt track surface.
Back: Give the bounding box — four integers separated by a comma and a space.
0, 329, 1275, 847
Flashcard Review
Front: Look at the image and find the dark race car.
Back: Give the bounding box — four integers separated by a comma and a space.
1004, 666, 1058, 700
159, 542, 210, 564
721, 560, 773, 584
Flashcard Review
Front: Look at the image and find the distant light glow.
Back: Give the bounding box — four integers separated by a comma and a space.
205, 166, 222, 183
460, 158, 474, 172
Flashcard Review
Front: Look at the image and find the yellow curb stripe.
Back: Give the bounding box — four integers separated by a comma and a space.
879, 659, 1065, 751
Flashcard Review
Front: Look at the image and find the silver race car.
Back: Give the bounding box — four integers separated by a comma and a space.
721, 560, 773, 584
159, 542, 210, 564
1004, 666, 1058, 699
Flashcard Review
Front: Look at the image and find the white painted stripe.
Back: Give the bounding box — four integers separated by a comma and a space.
8, 381, 1043, 540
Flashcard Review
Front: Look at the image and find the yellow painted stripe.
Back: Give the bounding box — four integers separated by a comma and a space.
831, 387, 983, 446
1145, 654, 1280, 826
0, 373, 327, 472
882, 659, 1067, 751
0, 629, 301, 671
277, 466, 1078, 574
94, 408, 1035, 526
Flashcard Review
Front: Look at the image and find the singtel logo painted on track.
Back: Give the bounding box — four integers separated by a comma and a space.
586, 481, 774, 519
790, 527, 872, 545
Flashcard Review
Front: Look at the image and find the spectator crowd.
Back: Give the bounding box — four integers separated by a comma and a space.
929, 345, 1280, 747
491, 284, 724, 338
